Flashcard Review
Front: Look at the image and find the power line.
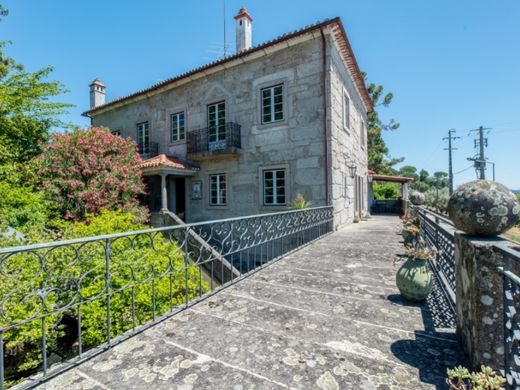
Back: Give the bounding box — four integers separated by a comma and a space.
454, 165, 474, 175
419, 139, 444, 166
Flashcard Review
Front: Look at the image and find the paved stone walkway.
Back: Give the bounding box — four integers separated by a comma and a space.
39, 216, 461, 389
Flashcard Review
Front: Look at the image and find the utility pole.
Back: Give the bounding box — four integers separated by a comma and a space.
468, 126, 491, 179
478, 126, 485, 179
443, 128, 460, 195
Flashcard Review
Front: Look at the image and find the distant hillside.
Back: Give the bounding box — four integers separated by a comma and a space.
513, 189, 520, 194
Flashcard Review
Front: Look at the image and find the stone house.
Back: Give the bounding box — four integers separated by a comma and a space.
83, 8, 372, 229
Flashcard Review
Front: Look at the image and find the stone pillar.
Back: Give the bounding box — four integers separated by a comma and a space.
402, 183, 410, 216
160, 173, 168, 212
402, 182, 409, 200
455, 232, 506, 370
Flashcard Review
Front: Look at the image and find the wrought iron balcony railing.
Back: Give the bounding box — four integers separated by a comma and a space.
0, 206, 333, 389
187, 122, 241, 155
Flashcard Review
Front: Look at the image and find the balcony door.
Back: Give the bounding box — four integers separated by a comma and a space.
207, 101, 226, 151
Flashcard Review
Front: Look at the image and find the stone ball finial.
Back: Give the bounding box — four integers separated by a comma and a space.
447, 180, 520, 236
409, 191, 426, 206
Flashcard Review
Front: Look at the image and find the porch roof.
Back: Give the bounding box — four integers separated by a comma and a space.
368, 170, 413, 184
139, 154, 199, 176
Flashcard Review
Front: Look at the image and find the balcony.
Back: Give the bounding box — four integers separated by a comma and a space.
187, 122, 241, 160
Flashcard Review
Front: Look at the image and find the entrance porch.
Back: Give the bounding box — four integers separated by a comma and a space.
139, 154, 199, 221
368, 170, 412, 215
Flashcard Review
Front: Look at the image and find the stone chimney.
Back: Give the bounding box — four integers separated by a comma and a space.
89, 79, 106, 109
234, 6, 253, 53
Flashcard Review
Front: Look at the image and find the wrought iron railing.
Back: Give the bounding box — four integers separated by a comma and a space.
187, 122, 241, 154
411, 205, 456, 311
496, 244, 520, 388
0, 207, 333, 389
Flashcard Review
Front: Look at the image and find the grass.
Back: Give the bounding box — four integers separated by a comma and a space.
504, 226, 520, 243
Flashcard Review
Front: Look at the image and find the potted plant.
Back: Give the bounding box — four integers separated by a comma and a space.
446, 365, 505, 389
396, 240, 437, 302
401, 216, 420, 246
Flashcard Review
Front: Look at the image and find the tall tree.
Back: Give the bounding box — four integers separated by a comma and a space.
0, 4, 70, 167
365, 75, 403, 174
398, 165, 419, 181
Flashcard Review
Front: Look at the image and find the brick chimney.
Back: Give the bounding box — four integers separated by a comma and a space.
234, 6, 253, 53
89, 79, 105, 109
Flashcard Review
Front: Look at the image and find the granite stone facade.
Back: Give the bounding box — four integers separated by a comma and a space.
87, 21, 369, 229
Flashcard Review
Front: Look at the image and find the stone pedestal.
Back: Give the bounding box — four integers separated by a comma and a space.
455, 232, 506, 369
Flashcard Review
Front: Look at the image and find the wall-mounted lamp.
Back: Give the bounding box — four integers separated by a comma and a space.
347, 162, 357, 178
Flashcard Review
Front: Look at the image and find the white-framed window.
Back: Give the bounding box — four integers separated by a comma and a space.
343, 93, 350, 129
111, 129, 121, 136
263, 169, 286, 205
209, 174, 227, 205
208, 101, 226, 142
360, 121, 366, 148
136, 122, 150, 155
261, 84, 284, 124
171, 111, 185, 142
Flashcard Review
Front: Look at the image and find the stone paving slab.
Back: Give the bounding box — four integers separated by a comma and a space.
229, 279, 427, 333
38, 216, 461, 389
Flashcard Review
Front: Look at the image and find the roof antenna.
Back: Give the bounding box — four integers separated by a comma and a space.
223, 0, 227, 57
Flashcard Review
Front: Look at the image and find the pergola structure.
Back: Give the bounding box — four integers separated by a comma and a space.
368, 170, 413, 215
139, 154, 198, 214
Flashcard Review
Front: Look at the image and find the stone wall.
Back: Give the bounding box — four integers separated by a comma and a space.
455, 233, 520, 372
327, 35, 369, 227
91, 30, 367, 226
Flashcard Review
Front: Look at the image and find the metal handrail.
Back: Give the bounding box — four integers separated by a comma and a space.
415, 205, 455, 227
0, 206, 332, 254
0, 206, 333, 389
495, 243, 520, 388
411, 204, 457, 315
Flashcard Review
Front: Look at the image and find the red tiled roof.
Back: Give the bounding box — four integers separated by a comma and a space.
139, 154, 198, 171
83, 17, 372, 116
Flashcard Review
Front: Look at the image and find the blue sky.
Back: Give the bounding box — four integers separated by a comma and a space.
2, 0, 519, 189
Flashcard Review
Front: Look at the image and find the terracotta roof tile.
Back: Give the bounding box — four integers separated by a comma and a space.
139, 154, 198, 170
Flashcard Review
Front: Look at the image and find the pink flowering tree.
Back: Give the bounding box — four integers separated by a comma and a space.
39, 127, 147, 221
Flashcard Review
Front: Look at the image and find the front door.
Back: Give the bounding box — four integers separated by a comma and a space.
175, 178, 186, 221
207, 101, 226, 151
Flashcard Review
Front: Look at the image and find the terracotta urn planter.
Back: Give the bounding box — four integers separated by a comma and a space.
396, 257, 432, 302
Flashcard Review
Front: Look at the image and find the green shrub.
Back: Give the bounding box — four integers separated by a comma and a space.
447, 365, 505, 389
1, 210, 207, 386
0, 181, 51, 233
38, 127, 147, 222
373, 182, 400, 200
425, 187, 449, 214
291, 193, 311, 209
